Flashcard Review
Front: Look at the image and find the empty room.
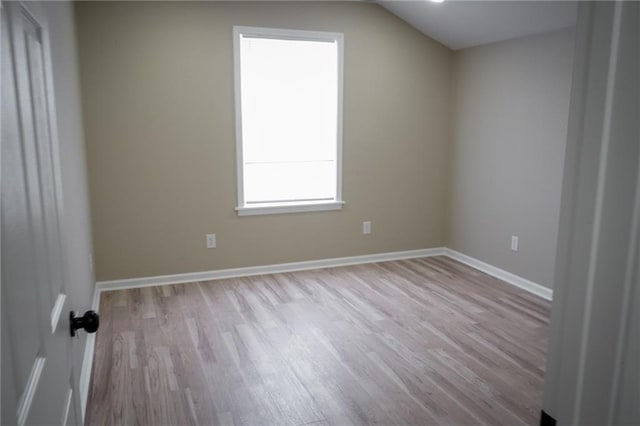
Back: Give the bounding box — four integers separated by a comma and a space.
2, 1, 638, 425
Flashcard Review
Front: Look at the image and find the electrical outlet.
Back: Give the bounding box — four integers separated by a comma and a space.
206, 234, 217, 249
363, 221, 372, 235
511, 236, 519, 252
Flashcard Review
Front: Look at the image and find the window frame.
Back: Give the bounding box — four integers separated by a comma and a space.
233, 25, 345, 216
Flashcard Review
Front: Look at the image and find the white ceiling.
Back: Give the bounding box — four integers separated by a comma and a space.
377, 1, 578, 50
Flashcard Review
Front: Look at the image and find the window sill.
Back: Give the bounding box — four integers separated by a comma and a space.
236, 201, 345, 216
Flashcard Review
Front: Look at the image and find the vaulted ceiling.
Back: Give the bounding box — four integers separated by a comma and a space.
377, 1, 578, 50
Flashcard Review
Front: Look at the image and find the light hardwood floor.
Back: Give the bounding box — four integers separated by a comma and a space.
86, 256, 550, 425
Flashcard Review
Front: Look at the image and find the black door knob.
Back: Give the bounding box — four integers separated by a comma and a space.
70, 310, 100, 337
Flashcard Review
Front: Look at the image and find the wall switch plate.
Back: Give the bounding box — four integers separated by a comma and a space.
511, 236, 519, 252
363, 221, 372, 235
206, 234, 217, 249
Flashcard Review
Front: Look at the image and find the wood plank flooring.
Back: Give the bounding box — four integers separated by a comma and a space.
86, 256, 550, 425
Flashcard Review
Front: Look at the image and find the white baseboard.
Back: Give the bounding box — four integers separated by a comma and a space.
444, 248, 553, 301
96, 247, 446, 291
95, 246, 553, 300
79, 285, 101, 423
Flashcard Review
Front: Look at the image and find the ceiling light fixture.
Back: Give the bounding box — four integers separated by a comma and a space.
430, 0, 445, 3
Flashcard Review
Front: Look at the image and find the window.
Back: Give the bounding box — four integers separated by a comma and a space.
233, 26, 344, 216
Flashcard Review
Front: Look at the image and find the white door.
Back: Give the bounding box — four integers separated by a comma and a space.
2, 2, 88, 424
542, 1, 640, 424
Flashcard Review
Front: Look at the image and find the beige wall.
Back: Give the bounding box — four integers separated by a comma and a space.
448, 29, 575, 289
76, 1, 453, 281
